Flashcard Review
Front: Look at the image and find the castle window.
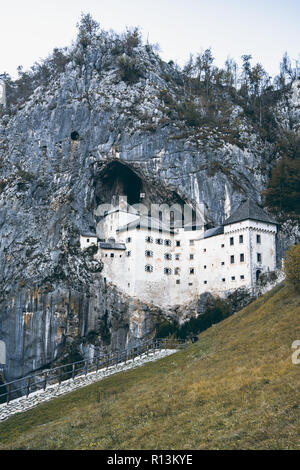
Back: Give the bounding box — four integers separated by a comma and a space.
176, 279, 181, 285
175, 254, 180, 260
203, 248, 206, 252
257, 253, 262, 263
145, 265, 153, 272
240, 275, 245, 280
240, 253, 244, 262
190, 254, 194, 260
230, 255, 235, 264
239, 235, 243, 243
204, 280, 207, 284
126, 251, 131, 257
222, 278, 225, 282
190, 240, 194, 246
176, 240, 181, 247
126, 237, 132, 243
221, 244, 225, 248
87, 239, 90, 243
256, 234, 261, 244
145, 236, 153, 243
156, 238, 163, 245
221, 261, 225, 266
231, 276, 236, 281
189, 282, 193, 286
110, 253, 114, 258
164, 268, 172, 275
145, 250, 153, 257
175, 267, 180, 275
164, 253, 172, 260
230, 237, 234, 246
189, 268, 195, 275
204, 265, 207, 269
164, 239, 171, 246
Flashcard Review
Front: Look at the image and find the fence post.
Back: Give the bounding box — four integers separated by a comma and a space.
85, 361, 88, 376
96, 357, 99, 373
72, 364, 76, 380
43, 372, 47, 391
6, 384, 10, 404
26, 377, 30, 397
58, 368, 62, 385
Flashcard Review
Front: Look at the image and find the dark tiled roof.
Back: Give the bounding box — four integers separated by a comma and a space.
223, 199, 277, 226
99, 242, 126, 250
196, 225, 224, 240
118, 215, 175, 234
81, 232, 97, 238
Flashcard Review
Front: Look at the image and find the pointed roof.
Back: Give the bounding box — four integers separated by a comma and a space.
223, 199, 277, 226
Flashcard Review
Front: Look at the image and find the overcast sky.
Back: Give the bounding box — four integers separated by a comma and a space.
1, 0, 299, 79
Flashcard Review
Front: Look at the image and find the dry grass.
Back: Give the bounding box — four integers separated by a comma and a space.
0, 283, 299, 450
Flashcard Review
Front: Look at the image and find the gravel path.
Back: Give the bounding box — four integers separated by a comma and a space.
0, 349, 177, 422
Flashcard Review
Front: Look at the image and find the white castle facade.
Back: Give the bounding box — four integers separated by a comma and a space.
80, 199, 278, 307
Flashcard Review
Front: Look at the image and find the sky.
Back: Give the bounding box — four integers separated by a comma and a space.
0, 0, 299, 79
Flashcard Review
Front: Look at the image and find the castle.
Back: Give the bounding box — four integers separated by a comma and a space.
80, 199, 278, 307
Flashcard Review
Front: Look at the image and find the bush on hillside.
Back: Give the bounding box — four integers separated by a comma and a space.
284, 243, 300, 292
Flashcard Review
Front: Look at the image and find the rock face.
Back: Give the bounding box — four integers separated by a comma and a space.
0, 32, 298, 382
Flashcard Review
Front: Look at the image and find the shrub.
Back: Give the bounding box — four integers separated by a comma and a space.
284, 243, 300, 292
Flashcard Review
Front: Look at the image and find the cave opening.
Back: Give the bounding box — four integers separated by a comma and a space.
95, 161, 143, 206
71, 131, 80, 141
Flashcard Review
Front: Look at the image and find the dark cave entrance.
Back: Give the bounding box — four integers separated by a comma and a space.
95, 161, 143, 206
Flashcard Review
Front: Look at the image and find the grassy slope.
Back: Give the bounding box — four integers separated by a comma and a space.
0, 283, 299, 450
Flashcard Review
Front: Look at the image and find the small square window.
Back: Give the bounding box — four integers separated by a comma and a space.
189, 268, 195, 274
221, 261, 225, 265
240, 275, 245, 280
204, 265, 207, 269
126, 237, 132, 243
221, 244, 225, 248
222, 278, 225, 282
110, 253, 114, 258
176, 279, 180, 285
189, 282, 193, 286
176, 241, 181, 247
175, 254, 180, 260
231, 276, 235, 281
204, 280, 207, 284
203, 248, 206, 252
